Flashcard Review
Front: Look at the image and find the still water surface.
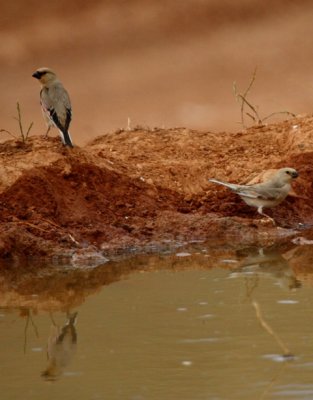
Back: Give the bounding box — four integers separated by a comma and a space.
1, 243, 313, 399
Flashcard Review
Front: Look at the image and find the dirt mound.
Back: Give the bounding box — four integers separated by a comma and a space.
0, 141, 190, 258
1, 117, 313, 262
88, 116, 313, 194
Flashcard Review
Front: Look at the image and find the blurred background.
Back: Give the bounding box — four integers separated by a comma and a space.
0, 0, 313, 145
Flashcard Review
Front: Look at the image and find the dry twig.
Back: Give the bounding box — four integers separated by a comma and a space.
0, 102, 34, 142
233, 69, 296, 128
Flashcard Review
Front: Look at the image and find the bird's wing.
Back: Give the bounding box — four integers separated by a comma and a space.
41, 82, 71, 106
40, 88, 52, 113
209, 179, 290, 201
237, 186, 287, 201
40, 85, 72, 132
50, 108, 71, 133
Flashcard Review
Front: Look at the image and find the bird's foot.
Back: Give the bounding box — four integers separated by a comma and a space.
259, 217, 276, 226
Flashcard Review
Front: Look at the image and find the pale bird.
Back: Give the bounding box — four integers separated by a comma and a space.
208, 167, 299, 223
32, 67, 74, 147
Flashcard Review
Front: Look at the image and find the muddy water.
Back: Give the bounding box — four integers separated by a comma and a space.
1, 243, 313, 399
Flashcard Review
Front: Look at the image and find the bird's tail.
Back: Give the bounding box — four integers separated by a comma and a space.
208, 178, 238, 190
56, 312, 78, 344
59, 130, 74, 147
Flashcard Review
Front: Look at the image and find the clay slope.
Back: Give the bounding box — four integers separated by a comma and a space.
0, 116, 313, 261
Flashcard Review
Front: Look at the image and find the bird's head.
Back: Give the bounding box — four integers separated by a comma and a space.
275, 167, 299, 185
32, 67, 57, 85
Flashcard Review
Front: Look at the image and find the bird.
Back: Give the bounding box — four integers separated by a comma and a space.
32, 67, 74, 147
208, 167, 299, 224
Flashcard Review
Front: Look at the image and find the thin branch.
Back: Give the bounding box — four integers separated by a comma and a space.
1, 102, 34, 143
233, 67, 258, 127
246, 112, 256, 122
14, 218, 80, 246
16, 102, 25, 140
233, 68, 295, 128
243, 67, 257, 99
262, 111, 296, 123
16, 221, 51, 233
237, 94, 262, 124
26, 122, 34, 139
252, 301, 293, 356
233, 81, 245, 126
0, 129, 18, 139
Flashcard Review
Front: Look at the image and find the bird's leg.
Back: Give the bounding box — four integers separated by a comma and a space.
44, 126, 51, 137
258, 248, 264, 257
257, 206, 276, 225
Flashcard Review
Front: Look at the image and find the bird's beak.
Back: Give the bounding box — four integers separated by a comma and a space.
32, 71, 40, 79
292, 171, 299, 178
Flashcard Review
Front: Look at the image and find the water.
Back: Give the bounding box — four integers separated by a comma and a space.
1, 242, 313, 399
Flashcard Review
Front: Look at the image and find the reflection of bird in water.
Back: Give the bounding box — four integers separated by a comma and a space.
41, 312, 78, 380
233, 248, 301, 291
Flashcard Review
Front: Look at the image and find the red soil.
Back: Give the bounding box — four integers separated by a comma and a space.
1, 116, 313, 261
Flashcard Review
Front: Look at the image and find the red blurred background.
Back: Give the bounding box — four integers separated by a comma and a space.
0, 0, 313, 144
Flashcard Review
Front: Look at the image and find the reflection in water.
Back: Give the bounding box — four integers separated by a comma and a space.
41, 312, 78, 381
1, 241, 313, 399
252, 300, 294, 359
234, 249, 298, 356
229, 247, 304, 398
22, 308, 39, 354
234, 247, 302, 293
259, 361, 290, 400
